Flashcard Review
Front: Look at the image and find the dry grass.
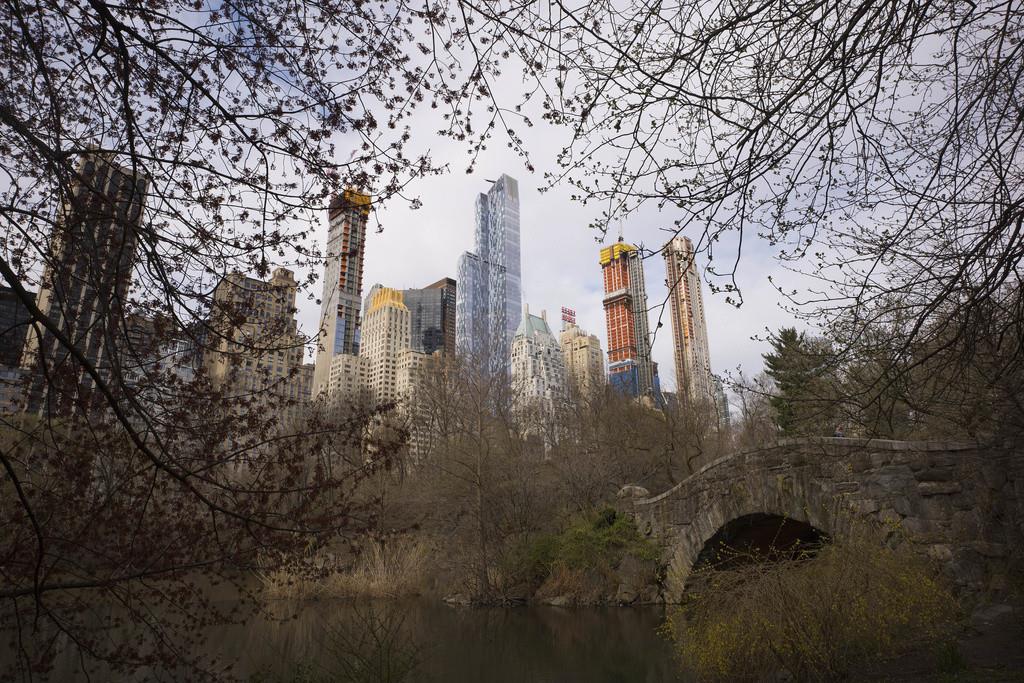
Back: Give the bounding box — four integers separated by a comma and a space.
534, 564, 588, 601
326, 537, 428, 598
256, 538, 429, 601
665, 522, 961, 682
256, 548, 337, 601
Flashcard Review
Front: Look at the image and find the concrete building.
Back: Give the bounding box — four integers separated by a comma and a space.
599, 239, 656, 398
396, 347, 432, 398
360, 287, 412, 405
22, 152, 148, 415
403, 278, 457, 356
511, 305, 567, 432
121, 315, 203, 390
323, 353, 369, 411
0, 366, 24, 414
663, 236, 714, 405
313, 188, 370, 396
204, 267, 312, 425
455, 175, 521, 374
559, 322, 604, 397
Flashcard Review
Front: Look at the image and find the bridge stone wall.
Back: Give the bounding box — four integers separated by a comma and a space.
630, 437, 1023, 601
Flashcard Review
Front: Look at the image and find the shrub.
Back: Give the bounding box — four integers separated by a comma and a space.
512, 507, 660, 592
257, 537, 428, 600
326, 537, 428, 598
664, 523, 960, 682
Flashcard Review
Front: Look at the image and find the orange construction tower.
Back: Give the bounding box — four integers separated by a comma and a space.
599, 239, 655, 397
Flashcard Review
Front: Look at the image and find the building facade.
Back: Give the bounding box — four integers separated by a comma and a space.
599, 239, 655, 398
0, 286, 34, 368
323, 353, 368, 411
0, 286, 34, 413
455, 175, 521, 374
403, 277, 457, 356
396, 348, 432, 399
22, 152, 147, 415
511, 305, 567, 430
559, 322, 604, 397
713, 375, 731, 428
313, 188, 370, 396
360, 287, 412, 406
663, 236, 714, 405
204, 267, 312, 425
121, 316, 203, 390
455, 252, 490, 363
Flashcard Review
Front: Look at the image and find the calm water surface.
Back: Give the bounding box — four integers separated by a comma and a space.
29, 599, 682, 681
227, 600, 682, 682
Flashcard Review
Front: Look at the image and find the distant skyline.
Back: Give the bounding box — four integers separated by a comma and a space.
292, 160, 803, 392
285, 71, 805, 392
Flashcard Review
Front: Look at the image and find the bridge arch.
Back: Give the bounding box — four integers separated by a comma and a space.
630, 438, 1020, 600
692, 513, 828, 572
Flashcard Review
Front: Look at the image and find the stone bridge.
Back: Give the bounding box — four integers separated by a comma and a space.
628, 438, 1023, 600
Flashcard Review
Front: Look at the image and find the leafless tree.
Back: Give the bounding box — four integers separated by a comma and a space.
462, 0, 1024, 437
0, 1, 505, 678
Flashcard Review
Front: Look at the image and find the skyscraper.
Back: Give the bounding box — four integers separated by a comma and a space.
663, 236, 713, 404
511, 305, 567, 434
599, 239, 655, 397
455, 174, 521, 373
559, 322, 605, 397
360, 287, 412, 405
403, 277, 457, 356
455, 252, 489, 361
22, 152, 147, 414
0, 286, 33, 413
314, 188, 370, 396
204, 267, 313, 425
0, 286, 34, 368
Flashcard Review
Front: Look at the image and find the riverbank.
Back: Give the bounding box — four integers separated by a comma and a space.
258, 506, 667, 608
857, 602, 1024, 681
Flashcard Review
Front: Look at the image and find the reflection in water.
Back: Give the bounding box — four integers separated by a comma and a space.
218, 600, 681, 682
30, 600, 682, 681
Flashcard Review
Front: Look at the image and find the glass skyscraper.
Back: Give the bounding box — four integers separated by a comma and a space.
455, 175, 522, 373
403, 278, 457, 356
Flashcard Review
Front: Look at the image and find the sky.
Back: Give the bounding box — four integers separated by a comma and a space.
292, 115, 804, 391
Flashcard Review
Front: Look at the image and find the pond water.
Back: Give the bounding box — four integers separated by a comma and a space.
21, 599, 684, 681
228, 600, 682, 682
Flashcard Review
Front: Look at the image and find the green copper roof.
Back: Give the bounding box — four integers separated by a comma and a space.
515, 312, 553, 338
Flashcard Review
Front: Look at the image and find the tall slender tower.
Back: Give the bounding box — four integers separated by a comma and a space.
314, 188, 370, 396
23, 152, 147, 414
663, 236, 713, 404
455, 174, 521, 373
599, 239, 655, 397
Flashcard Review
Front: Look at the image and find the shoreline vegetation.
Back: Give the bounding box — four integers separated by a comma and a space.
256, 508, 664, 607
664, 522, 963, 682
254, 513, 1023, 683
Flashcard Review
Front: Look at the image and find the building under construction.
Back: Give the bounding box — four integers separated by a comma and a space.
599, 239, 657, 398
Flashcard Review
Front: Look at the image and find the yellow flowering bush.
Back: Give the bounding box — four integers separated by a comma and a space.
664, 523, 960, 682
